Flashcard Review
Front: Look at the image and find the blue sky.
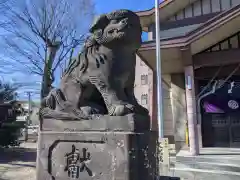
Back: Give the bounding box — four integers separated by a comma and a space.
94, 0, 154, 14
1, 0, 158, 101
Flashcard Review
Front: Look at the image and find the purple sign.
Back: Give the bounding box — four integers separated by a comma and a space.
203, 95, 240, 113
203, 101, 224, 113
200, 80, 240, 113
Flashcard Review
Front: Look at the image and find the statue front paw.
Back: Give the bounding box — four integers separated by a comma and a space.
109, 104, 134, 116
80, 106, 103, 116
39, 107, 50, 118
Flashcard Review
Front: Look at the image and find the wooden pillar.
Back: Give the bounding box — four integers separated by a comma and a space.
184, 66, 199, 155
181, 47, 199, 155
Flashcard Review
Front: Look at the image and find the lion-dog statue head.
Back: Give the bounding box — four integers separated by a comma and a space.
85, 9, 142, 50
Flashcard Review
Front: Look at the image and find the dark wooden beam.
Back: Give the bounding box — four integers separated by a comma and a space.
195, 64, 240, 79
193, 49, 240, 69
160, 12, 219, 31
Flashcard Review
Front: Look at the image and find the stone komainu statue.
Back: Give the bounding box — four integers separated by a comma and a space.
40, 9, 149, 120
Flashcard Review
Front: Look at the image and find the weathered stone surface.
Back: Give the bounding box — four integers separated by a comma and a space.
41, 113, 149, 132
39, 9, 149, 121
36, 131, 157, 180
36, 9, 154, 180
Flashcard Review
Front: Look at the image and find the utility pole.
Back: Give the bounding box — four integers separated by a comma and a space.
27, 91, 32, 119
155, 0, 163, 141
155, 0, 170, 177
24, 91, 32, 141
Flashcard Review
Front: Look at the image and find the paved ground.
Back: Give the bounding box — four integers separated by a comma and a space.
0, 143, 37, 180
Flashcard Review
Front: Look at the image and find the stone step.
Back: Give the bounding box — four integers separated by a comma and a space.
176, 155, 240, 167
175, 161, 240, 173
169, 167, 240, 180
158, 166, 240, 180
168, 150, 240, 180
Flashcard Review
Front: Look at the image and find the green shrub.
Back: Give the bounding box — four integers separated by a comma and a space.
0, 80, 23, 148
0, 121, 25, 147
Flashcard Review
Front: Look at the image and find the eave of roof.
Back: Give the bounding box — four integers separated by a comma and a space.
139, 4, 240, 50
135, 0, 199, 31
135, 0, 175, 17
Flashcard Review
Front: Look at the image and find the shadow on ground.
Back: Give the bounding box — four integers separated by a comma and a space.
6, 163, 35, 167
159, 176, 180, 180
0, 147, 37, 164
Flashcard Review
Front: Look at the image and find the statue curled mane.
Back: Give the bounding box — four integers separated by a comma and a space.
40, 9, 148, 120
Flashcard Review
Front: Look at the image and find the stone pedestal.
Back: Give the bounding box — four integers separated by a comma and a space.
36, 115, 157, 180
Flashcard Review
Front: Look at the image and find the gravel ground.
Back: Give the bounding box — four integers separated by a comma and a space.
0, 163, 36, 180
0, 142, 37, 180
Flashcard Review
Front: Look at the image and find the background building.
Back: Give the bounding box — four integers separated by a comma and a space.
134, 55, 173, 137
135, 0, 240, 153
134, 55, 151, 110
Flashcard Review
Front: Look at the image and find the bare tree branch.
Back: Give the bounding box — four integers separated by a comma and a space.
0, 0, 95, 99
53, 35, 84, 72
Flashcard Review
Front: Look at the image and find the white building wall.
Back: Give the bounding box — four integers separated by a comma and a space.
134, 55, 151, 111
134, 55, 174, 135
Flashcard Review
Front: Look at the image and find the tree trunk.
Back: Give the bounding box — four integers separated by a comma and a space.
40, 44, 60, 100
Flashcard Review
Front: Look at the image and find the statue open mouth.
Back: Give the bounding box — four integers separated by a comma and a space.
108, 28, 125, 36
111, 21, 130, 34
